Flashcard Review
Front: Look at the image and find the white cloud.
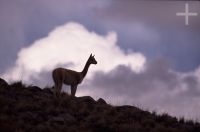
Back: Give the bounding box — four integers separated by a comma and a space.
2, 22, 146, 84
2, 21, 200, 119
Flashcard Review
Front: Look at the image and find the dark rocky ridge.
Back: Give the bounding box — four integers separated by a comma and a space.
0, 78, 200, 132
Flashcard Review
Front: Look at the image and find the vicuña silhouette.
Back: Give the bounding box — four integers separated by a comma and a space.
52, 54, 97, 97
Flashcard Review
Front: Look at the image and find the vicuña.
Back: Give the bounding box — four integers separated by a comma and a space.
52, 54, 97, 97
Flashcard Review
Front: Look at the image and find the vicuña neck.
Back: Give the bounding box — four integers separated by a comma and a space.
81, 59, 90, 78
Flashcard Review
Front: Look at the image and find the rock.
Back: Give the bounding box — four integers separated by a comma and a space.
20, 112, 38, 123
28, 86, 42, 93
62, 113, 76, 123
76, 96, 96, 104
31, 124, 49, 132
97, 98, 107, 105
49, 113, 76, 124
43, 87, 54, 94
116, 105, 140, 111
0, 78, 8, 87
49, 116, 65, 124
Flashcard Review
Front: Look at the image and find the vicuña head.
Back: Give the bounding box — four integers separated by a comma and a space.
52, 53, 97, 97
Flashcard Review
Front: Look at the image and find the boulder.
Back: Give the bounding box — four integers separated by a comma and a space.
0, 78, 8, 87
97, 98, 107, 105
76, 96, 96, 104
49, 113, 76, 124
28, 86, 42, 93
49, 116, 65, 124
62, 113, 76, 123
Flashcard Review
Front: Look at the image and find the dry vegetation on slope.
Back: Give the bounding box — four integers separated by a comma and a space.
0, 78, 200, 132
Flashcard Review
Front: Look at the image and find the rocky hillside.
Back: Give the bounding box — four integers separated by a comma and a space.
0, 78, 200, 132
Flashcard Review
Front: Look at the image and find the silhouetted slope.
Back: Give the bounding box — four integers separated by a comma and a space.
0, 78, 200, 132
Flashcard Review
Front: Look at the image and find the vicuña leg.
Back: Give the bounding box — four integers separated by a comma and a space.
71, 85, 77, 97
54, 82, 62, 98
57, 83, 62, 97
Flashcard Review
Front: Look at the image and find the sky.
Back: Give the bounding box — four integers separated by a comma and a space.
0, 0, 200, 119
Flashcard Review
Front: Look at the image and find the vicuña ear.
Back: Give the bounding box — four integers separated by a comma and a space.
90, 53, 92, 57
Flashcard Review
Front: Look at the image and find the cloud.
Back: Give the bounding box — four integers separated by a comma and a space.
0, 0, 111, 74
0, 0, 199, 74
1, 20, 200, 119
99, 1, 200, 29
86, 59, 200, 119
95, 1, 200, 72
2, 22, 146, 85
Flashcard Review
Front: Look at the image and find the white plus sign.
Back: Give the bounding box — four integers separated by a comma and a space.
176, 3, 198, 25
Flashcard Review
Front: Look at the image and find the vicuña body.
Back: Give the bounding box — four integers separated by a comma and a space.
52, 54, 97, 97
